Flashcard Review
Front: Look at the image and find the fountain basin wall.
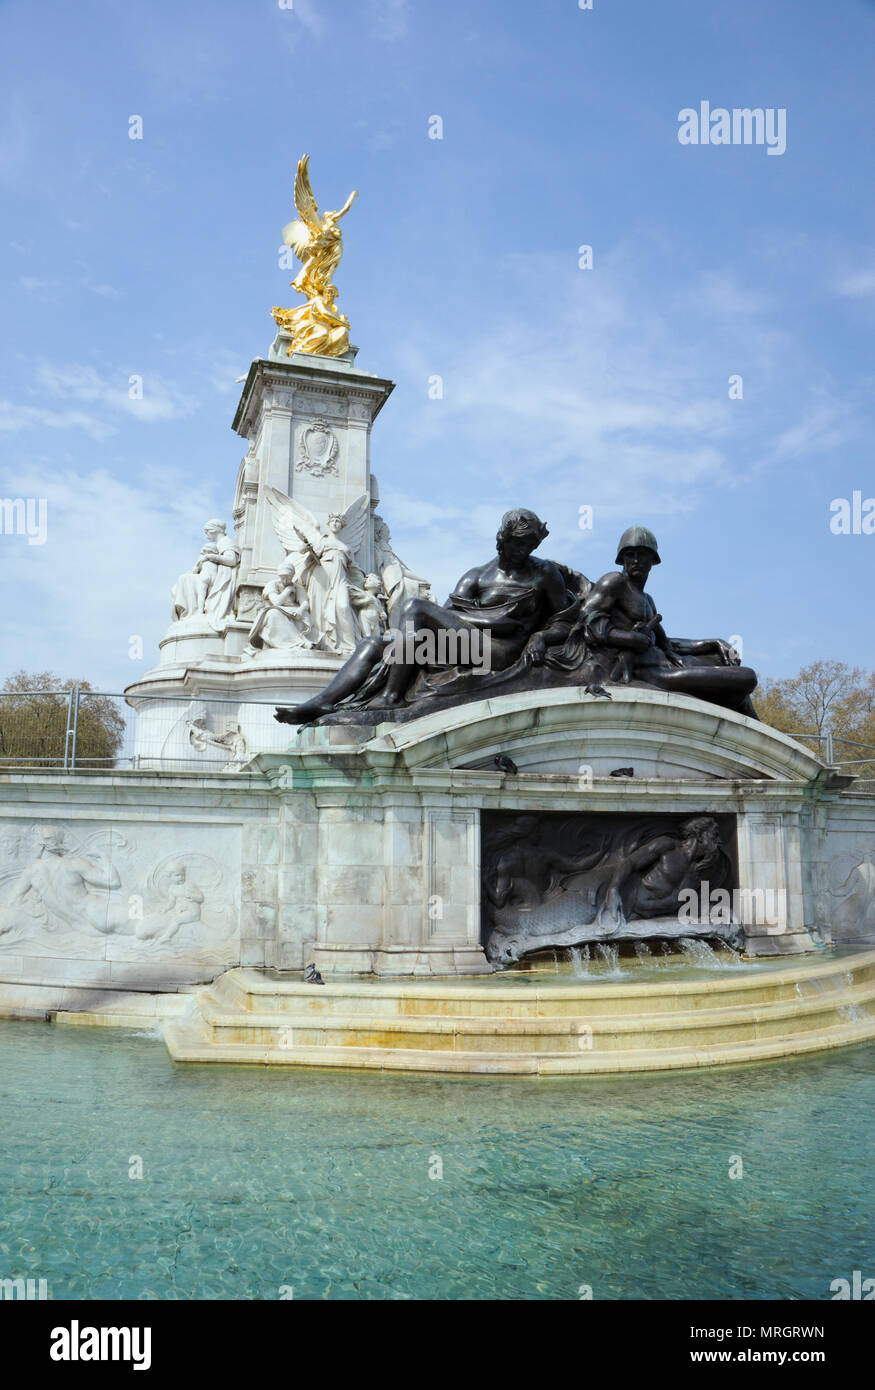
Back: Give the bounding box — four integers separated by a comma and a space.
0, 688, 873, 1011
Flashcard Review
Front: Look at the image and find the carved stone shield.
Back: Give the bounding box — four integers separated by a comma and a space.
296, 419, 339, 476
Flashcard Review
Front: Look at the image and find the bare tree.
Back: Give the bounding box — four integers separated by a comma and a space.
757, 661, 875, 781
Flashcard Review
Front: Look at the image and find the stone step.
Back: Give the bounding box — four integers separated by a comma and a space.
162, 950, 875, 1073
192, 977, 875, 1054
207, 950, 875, 1020
162, 1014, 875, 1075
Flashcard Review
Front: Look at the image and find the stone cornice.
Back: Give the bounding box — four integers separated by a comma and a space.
232, 356, 394, 438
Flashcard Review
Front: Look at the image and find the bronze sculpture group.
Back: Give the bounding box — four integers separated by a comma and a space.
276, 508, 757, 726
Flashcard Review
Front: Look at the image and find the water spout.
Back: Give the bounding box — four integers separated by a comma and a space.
679, 938, 723, 970
595, 943, 623, 977
569, 946, 588, 978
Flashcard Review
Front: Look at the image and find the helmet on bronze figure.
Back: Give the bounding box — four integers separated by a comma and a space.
615, 526, 661, 565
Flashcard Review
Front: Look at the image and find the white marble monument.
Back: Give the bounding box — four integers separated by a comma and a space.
125, 333, 430, 768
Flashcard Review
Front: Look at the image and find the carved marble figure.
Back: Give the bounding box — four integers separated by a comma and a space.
351, 573, 388, 638
372, 513, 433, 626
187, 718, 249, 771
0, 827, 128, 936
137, 860, 205, 941
266, 487, 372, 654
171, 520, 240, 630
243, 562, 316, 656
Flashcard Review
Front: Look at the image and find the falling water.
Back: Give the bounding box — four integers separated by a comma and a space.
718, 942, 746, 969
813, 970, 871, 1024
678, 938, 723, 969
569, 946, 589, 978
595, 943, 623, 977
634, 941, 653, 965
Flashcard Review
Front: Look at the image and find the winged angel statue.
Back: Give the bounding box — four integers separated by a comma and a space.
271, 155, 358, 359
265, 487, 378, 654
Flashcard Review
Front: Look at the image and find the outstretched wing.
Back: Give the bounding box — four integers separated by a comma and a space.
265, 486, 322, 554
339, 493, 370, 557
294, 154, 324, 232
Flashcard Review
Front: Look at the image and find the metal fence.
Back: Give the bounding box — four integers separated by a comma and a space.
0, 690, 289, 773
786, 731, 875, 791
2, 690, 875, 784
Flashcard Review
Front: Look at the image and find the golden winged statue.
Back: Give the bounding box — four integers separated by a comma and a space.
271, 155, 358, 359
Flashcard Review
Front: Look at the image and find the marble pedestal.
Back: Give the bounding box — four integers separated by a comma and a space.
250, 686, 854, 974
2, 688, 872, 1017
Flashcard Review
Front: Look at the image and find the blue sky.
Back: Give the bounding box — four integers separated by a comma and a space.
0, 0, 873, 691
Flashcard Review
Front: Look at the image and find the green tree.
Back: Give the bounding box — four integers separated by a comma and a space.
0, 671, 126, 769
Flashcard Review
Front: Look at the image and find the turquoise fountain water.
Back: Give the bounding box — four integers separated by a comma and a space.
0, 1018, 872, 1300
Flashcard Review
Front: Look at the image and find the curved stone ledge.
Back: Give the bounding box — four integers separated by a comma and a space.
363, 686, 826, 783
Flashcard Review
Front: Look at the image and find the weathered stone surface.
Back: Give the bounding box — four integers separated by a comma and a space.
0, 688, 871, 1005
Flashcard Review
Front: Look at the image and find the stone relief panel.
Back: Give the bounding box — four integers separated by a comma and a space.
481, 810, 740, 965
0, 822, 241, 964
813, 825, 875, 942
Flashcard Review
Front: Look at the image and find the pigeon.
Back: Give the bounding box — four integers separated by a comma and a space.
493, 754, 519, 775
303, 962, 325, 985
584, 685, 612, 699
609, 767, 634, 778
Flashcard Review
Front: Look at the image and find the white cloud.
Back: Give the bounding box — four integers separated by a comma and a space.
835, 266, 875, 299
696, 271, 771, 318
291, 0, 325, 37
768, 402, 851, 464
0, 402, 118, 442
0, 360, 196, 443
371, 246, 868, 599
0, 462, 227, 689
82, 279, 123, 300
34, 362, 192, 425
275, 0, 326, 52
19, 275, 59, 303
392, 258, 735, 519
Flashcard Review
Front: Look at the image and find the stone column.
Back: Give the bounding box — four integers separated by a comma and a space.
736, 808, 815, 953
231, 350, 395, 609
